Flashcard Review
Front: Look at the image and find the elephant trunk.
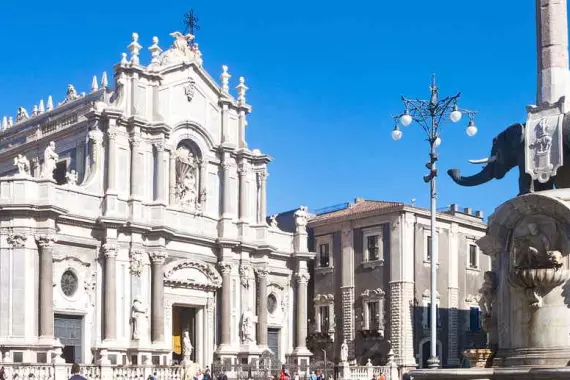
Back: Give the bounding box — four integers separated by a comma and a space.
447, 165, 495, 187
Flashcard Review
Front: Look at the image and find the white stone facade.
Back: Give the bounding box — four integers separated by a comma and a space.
0, 30, 314, 367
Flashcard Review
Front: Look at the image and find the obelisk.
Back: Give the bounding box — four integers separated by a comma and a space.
536, 0, 569, 106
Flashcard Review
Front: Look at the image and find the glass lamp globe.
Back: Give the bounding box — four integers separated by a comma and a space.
434, 137, 442, 147
400, 111, 413, 127
391, 127, 403, 141
466, 121, 478, 137
450, 106, 462, 123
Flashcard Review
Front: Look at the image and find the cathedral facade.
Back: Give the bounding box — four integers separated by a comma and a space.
0, 31, 313, 368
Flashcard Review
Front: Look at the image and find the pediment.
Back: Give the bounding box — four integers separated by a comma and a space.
163, 260, 222, 291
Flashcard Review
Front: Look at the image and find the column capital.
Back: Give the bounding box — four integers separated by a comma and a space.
255, 265, 269, 278
130, 136, 142, 148
150, 251, 168, 264
295, 269, 310, 284
108, 127, 118, 140
102, 243, 118, 258
7, 233, 27, 248
35, 235, 56, 248
153, 140, 165, 152
218, 261, 233, 276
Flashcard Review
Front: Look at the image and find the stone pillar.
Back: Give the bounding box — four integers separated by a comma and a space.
221, 159, 233, 219
102, 244, 117, 341
256, 171, 267, 224
340, 228, 355, 359
238, 164, 249, 221
150, 251, 167, 343
256, 266, 269, 347
295, 268, 310, 351
107, 126, 118, 192
169, 150, 177, 205
536, 0, 569, 105
130, 136, 143, 198
219, 262, 233, 347
35, 235, 55, 338
154, 141, 167, 203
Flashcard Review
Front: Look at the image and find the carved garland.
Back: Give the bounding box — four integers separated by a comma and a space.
313, 293, 335, 305
163, 260, 222, 291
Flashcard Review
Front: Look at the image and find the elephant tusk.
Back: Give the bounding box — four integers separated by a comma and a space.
468, 156, 497, 165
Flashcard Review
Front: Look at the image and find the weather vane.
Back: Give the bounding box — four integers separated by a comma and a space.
183, 8, 201, 36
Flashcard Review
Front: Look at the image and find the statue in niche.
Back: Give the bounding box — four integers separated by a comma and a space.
13, 154, 30, 176
131, 298, 148, 341
182, 329, 193, 362
240, 310, 257, 344
340, 339, 349, 362
41, 141, 59, 179
512, 220, 563, 270
175, 145, 202, 210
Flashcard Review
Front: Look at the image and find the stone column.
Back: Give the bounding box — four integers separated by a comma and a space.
107, 126, 118, 192
219, 262, 233, 346
221, 159, 233, 219
35, 235, 55, 338
150, 251, 167, 343
169, 150, 177, 205
238, 164, 249, 221
130, 136, 143, 198
256, 266, 269, 347
102, 244, 117, 341
256, 171, 267, 224
536, 0, 569, 105
295, 268, 310, 350
154, 141, 167, 203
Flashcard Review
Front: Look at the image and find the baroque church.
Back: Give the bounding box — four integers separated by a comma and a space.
0, 30, 314, 368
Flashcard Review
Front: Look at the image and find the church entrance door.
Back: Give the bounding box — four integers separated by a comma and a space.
54, 314, 83, 363
172, 306, 197, 364
267, 328, 280, 361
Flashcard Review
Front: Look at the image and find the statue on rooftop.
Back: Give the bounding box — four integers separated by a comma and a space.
60, 84, 82, 105
13, 154, 30, 176
41, 141, 59, 179
16, 107, 29, 123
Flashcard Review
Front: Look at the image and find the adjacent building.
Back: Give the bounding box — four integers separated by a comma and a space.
0, 30, 314, 368
307, 198, 489, 370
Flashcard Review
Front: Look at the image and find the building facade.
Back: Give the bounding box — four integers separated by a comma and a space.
307, 199, 489, 370
0, 30, 313, 368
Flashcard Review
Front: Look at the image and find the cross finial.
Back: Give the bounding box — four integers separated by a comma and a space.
183, 8, 201, 37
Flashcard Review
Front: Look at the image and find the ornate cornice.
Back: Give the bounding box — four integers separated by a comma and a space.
129, 248, 146, 276
361, 288, 385, 301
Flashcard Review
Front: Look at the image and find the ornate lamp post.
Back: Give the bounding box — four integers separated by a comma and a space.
391, 74, 477, 368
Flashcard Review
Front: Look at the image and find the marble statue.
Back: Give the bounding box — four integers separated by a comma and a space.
131, 298, 148, 341
269, 214, 278, 229
16, 107, 29, 122
513, 222, 562, 269
340, 339, 349, 362
240, 310, 257, 344
66, 170, 78, 186
294, 206, 308, 228
60, 84, 82, 105
13, 154, 30, 176
174, 146, 200, 209
182, 329, 193, 361
41, 141, 58, 179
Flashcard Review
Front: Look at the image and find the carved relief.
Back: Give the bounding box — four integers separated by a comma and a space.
184, 78, 196, 102
240, 309, 257, 344
7, 233, 27, 248
129, 249, 145, 276
478, 271, 497, 333
163, 260, 222, 290
508, 215, 570, 308
239, 262, 251, 288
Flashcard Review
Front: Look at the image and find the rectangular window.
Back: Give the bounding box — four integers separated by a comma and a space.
470, 307, 481, 331
426, 236, 432, 261
319, 305, 330, 332
319, 243, 330, 267
367, 235, 380, 261
469, 244, 478, 268
367, 301, 379, 329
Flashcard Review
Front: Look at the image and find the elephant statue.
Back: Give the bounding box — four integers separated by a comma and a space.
447, 119, 570, 195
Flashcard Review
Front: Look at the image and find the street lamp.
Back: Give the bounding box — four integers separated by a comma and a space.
391, 74, 477, 369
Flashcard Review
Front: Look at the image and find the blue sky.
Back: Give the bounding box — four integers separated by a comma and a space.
0, 1, 547, 217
